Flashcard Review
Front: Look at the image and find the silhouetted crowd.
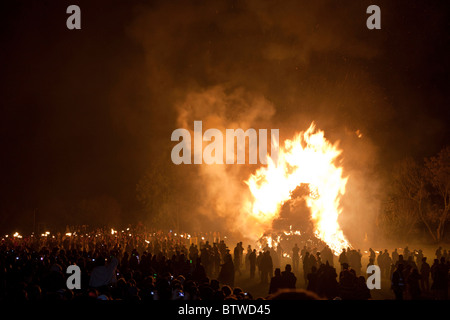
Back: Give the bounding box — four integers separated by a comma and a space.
0, 226, 448, 301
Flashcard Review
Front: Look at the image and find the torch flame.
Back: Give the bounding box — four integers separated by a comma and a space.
244, 122, 351, 255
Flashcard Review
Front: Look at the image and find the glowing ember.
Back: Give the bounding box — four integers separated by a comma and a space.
266, 236, 273, 248
355, 129, 363, 138
244, 122, 351, 254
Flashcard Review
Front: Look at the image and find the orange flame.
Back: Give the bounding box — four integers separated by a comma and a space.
243, 122, 351, 255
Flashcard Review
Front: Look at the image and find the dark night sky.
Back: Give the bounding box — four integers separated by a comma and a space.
0, 0, 449, 234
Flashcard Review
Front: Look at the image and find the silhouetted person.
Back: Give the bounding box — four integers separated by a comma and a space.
256, 251, 263, 279
392, 248, 399, 265
348, 249, 360, 275
238, 242, 244, 266
407, 268, 421, 300
433, 257, 449, 300
292, 244, 300, 272
391, 264, 406, 300
302, 252, 310, 285
376, 250, 383, 266
200, 246, 211, 275
403, 246, 410, 259
406, 255, 417, 270
301, 246, 307, 260
368, 248, 376, 263
213, 245, 221, 276
307, 266, 318, 293
281, 264, 297, 289
189, 244, 198, 262
245, 245, 252, 271
420, 257, 430, 293
308, 251, 317, 272
249, 249, 256, 279
268, 268, 283, 294
314, 261, 338, 299
430, 258, 439, 298
355, 276, 371, 300
320, 245, 334, 267
435, 247, 442, 261
379, 250, 392, 279
415, 249, 424, 271
218, 254, 235, 287
339, 249, 348, 271
121, 252, 129, 272
260, 251, 273, 284
338, 263, 357, 300
218, 241, 227, 260
192, 258, 207, 283
367, 258, 374, 269
234, 243, 242, 276
395, 254, 405, 268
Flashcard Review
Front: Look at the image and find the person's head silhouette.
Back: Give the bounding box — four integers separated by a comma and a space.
274, 268, 281, 277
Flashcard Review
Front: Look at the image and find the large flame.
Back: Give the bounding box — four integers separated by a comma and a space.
243, 122, 351, 255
